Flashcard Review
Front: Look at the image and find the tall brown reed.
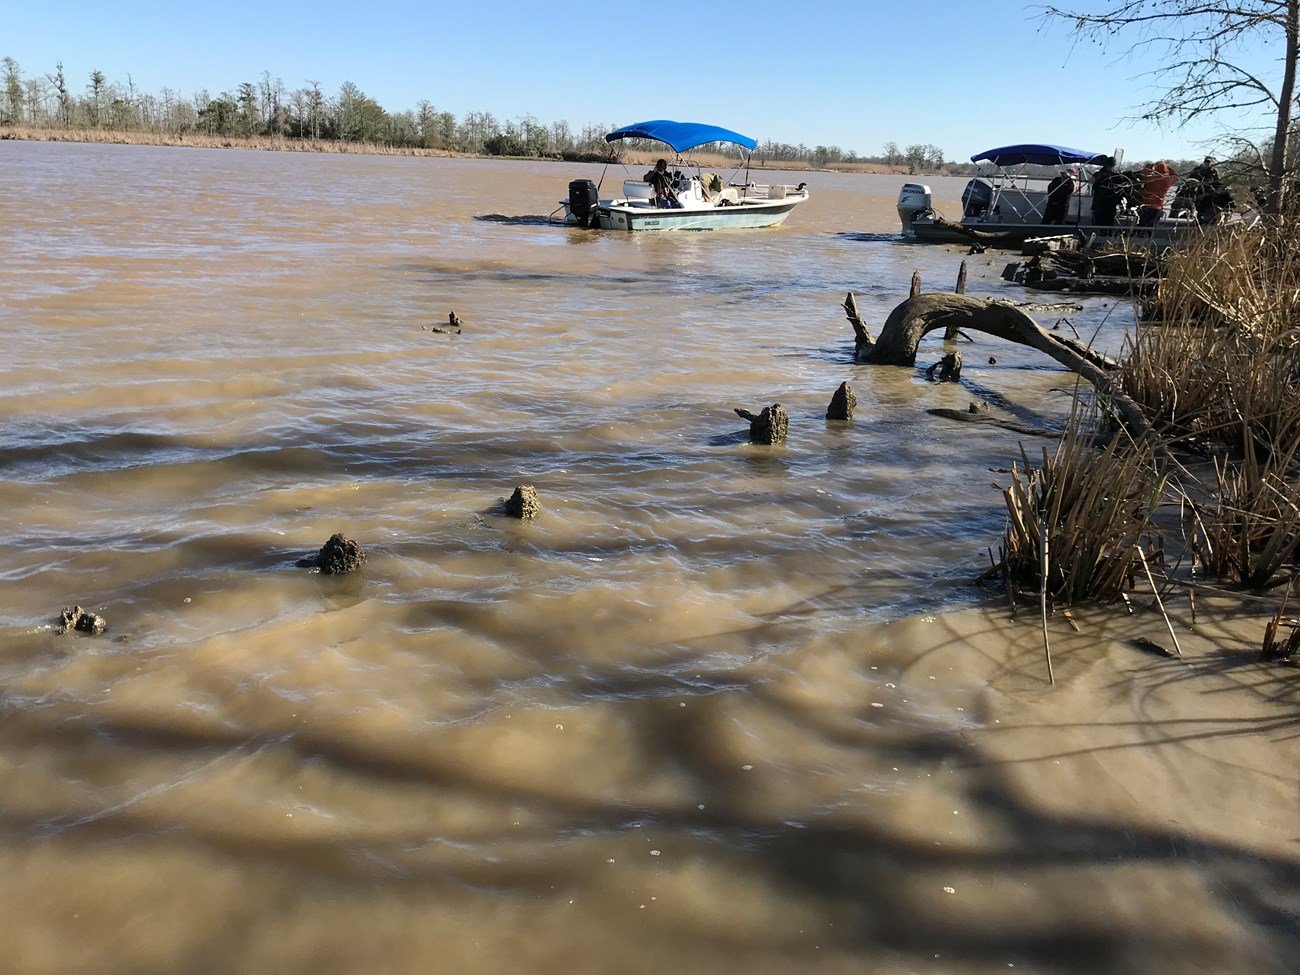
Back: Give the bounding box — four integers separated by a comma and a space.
1121, 222, 1300, 589
1000, 398, 1167, 605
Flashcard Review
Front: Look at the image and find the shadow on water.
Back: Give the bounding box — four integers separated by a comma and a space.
5, 630, 1298, 973
836, 232, 906, 243
474, 214, 555, 226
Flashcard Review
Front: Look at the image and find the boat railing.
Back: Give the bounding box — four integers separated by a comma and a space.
731, 182, 809, 202
990, 185, 1049, 222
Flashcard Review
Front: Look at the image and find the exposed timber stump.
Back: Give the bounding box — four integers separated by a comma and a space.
926, 352, 962, 382
315, 533, 367, 574
55, 605, 107, 635
826, 382, 856, 420
504, 485, 541, 519
735, 404, 788, 445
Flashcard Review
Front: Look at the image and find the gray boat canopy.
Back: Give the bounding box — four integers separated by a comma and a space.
605, 120, 759, 154
971, 144, 1102, 167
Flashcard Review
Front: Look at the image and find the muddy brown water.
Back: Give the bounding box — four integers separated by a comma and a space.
1, 141, 1296, 974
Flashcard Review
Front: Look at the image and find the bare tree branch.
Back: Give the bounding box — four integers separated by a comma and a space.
1038, 0, 1299, 213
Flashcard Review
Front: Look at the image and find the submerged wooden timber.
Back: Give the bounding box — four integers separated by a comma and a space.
1002, 245, 1164, 297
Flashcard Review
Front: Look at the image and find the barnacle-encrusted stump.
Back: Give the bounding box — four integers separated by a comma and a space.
56, 605, 107, 635
505, 485, 541, 519
735, 404, 788, 445
316, 533, 367, 574
826, 382, 856, 420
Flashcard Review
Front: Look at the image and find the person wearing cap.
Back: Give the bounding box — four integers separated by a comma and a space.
1189, 156, 1219, 186
1188, 156, 1228, 224
1044, 168, 1075, 224
644, 159, 681, 208
1138, 160, 1178, 227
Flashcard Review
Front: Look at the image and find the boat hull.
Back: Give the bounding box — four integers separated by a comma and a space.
903, 215, 1196, 249
596, 198, 804, 232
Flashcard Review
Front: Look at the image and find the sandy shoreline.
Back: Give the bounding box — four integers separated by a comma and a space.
878, 599, 1300, 970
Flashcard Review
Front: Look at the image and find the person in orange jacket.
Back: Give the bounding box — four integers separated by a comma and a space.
1138, 160, 1178, 227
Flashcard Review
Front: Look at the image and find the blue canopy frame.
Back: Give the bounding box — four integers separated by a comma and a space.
605, 120, 758, 154
971, 144, 1101, 167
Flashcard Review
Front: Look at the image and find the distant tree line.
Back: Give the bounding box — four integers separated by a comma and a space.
0, 56, 954, 170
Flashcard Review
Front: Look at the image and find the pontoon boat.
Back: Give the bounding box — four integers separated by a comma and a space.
897, 143, 1195, 248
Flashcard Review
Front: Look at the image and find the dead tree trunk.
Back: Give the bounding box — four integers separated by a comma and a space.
850, 292, 1152, 439
857, 293, 1112, 369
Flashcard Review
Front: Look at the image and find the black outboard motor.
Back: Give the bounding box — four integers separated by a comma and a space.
568, 179, 600, 228
961, 179, 993, 218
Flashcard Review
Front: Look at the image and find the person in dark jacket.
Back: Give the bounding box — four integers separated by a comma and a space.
1090, 156, 1119, 226
1188, 156, 1230, 224
1187, 156, 1219, 190
1044, 169, 1074, 224
644, 159, 681, 208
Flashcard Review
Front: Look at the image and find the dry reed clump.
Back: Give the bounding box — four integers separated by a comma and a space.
997, 400, 1168, 605
1129, 224, 1300, 450
3, 127, 897, 172
993, 220, 1300, 623
0, 125, 458, 157
1119, 222, 1300, 590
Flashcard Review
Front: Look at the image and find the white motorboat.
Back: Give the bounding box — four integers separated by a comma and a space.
553, 120, 809, 232
897, 143, 1196, 248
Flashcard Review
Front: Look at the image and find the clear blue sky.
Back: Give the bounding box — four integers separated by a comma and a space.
3, 1, 1286, 163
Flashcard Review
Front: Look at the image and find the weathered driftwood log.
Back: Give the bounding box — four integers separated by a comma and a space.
849, 292, 1153, 439
735, 404, 788, 444
944, 261, 969, 340
843, 292, 873, 353
504, 485, 541, 519
55, 605, 106, 635
1025, 275, 1159, 298
926, 405, 1058, 438
826, 381, 856, 420
424, 310, 463, 335
1051, 249, 1165, 278
926, 215, 1047, 248
854, 293, 1114, 370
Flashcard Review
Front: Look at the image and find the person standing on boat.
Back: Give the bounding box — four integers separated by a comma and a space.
1090, 156, 1120, 226
1188, 156, 1219, 190
1044, 168, 1075, 224
1188, 156, 1229, 224
1138, 160, 1178, 227
645, 159, 681, 208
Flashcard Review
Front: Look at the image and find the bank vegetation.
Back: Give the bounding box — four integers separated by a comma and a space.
0, 56, 955, 173
986, 212, 1300, 663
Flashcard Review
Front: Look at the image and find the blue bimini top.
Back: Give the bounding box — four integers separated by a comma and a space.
605, 120, 758, 154
971, 144, 1102, 167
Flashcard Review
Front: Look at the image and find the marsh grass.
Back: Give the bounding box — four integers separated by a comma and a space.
1128, 224, 1300, 590
1000, 398, 1168, 604
1004, 220, 1300, 604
